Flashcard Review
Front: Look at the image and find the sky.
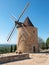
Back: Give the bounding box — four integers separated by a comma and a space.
0, 0, 49, 44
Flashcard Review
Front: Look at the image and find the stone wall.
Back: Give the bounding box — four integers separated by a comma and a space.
0, 53, 29, 64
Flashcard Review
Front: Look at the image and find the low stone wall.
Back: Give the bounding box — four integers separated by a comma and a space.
0, 53, 29, 64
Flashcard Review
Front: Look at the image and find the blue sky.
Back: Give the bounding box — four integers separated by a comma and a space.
0, 0, 49, 44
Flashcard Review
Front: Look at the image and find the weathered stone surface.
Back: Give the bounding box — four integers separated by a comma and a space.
0, 53, 29, 64
17, 26, 39, 53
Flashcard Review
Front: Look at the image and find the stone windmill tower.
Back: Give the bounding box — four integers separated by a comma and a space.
7, 3, 39, 53
17, 17, 39, 53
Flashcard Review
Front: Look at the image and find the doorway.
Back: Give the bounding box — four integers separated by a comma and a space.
33, 46, 35, 52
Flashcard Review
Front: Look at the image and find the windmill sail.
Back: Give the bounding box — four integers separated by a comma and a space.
7, 2, 30, 41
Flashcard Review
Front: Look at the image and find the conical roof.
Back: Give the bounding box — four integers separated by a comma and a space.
23, 17, 34, 27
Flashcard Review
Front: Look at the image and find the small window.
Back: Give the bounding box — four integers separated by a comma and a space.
33, 30, 35, 33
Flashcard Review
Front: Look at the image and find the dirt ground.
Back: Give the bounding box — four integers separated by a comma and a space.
1, 53, 49, 65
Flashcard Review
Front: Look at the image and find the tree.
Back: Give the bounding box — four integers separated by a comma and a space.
38, 37, 46, 49
41, 42, 46, 49
10, 45, 13, 52
46, 38, 49, 49
14, 45, 17, 52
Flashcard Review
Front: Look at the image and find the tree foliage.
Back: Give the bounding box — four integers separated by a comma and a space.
38, 37, 46, 49
0, 46, 11, 54
14, 45, 17, 52
10, 45, 13, 52
46, 38, 49, 49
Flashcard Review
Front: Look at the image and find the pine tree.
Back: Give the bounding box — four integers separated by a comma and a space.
14, 45, 16, 52
10, 45, 13, 52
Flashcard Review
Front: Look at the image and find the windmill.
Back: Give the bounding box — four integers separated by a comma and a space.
7, 2, 39, 53
7, 2, 30, 42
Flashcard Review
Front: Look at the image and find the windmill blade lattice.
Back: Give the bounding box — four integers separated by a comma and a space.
18, 2, 30, 21
7, 2, 30, 41
7, 26, 16, 41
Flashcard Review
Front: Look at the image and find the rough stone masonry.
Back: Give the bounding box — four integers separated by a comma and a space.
17, 17, 39, 53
